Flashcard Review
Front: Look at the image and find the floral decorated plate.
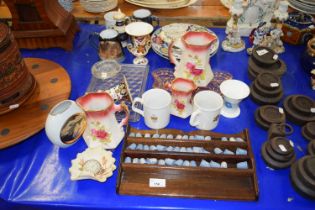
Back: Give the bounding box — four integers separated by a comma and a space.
151, 23, 219, 60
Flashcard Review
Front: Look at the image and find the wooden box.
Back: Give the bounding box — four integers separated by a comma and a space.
117, 127, 259, 201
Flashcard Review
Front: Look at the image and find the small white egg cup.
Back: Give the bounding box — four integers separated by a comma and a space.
219, 79, 250, 118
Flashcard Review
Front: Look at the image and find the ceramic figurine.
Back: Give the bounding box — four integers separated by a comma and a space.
247, 22, 269, 55
222, 0, 245, 52
113, 9, 129, 47
173, 31, 217, 87
229, 0, 278, 37
76, 92, 129, 149
69, 147, 116, 182
261, 1, 289, 54
125, 22, 154, 65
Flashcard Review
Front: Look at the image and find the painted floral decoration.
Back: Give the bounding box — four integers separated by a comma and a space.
174, 99, 185, 113
90, 121, 111, 143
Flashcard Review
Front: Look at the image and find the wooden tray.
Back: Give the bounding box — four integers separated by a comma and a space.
117, 127, 259, 201
0, 58, 71, 149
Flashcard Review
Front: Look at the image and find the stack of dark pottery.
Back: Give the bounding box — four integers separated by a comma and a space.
250, 72, 283, 105
248, 46, 287, 80
308, 141, 315, 156
301, 121, 315, 141
291, 156, 315, 199
261, 137, 296, 169
255, 105, 286, 130
283, 95, 315, 125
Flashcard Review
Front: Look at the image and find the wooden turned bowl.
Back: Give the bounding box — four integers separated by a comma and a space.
308, 141, 315, 156
0, 23, 36, 115
256, 72, 281, 91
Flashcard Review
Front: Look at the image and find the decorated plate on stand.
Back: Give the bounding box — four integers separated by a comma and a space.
151, 23, 219, 60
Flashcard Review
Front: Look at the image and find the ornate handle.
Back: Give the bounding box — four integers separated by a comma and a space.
189, 109, 201, 127
168, 41, 179, 65
114, 101, 129, 128
132, 97, 144, 117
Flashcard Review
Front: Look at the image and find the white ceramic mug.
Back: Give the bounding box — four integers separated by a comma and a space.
189, 91, 223, 130
45, 100, 86, 148
132, 89, 171, 129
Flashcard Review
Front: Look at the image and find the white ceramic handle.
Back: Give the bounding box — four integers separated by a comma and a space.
132, 97, 144, 117
189, 109, 201, 127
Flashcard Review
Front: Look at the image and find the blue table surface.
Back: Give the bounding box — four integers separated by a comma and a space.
0, 23, 314, 210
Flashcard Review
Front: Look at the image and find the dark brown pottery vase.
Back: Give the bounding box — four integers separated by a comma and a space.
0, 23, 36, 115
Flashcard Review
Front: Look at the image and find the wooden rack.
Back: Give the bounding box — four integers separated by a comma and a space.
117, 127, 259, 201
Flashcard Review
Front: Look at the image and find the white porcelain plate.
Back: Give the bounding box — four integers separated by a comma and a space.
151, 23, 219, 60
125, 0, 197, 9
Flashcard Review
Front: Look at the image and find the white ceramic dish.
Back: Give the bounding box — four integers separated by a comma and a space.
69, 147, 116, 182
151, 23, 219, 60
45, 100, 86, 148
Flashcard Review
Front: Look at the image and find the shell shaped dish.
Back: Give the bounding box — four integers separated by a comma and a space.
69, 147, 116, 182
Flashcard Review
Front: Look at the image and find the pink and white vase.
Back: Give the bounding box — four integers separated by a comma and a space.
76, 92, 129, 149
173, 31, 217, 87
168, 78, 197, 119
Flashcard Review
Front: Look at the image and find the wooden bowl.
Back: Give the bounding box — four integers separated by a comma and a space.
255, 105, 286, 129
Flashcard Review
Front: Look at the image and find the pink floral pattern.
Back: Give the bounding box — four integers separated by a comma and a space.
186, 62, 203, 76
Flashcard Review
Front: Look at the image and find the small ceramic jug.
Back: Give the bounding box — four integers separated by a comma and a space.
173, 31, 217, 87
167, 78, 197, 119
76, 92, 129, 149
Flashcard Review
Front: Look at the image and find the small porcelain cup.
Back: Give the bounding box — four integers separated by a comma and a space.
104, 11, 120, 29
189, 91, 223, 130
132, 9, 159, 26
219, 79, 250, 118
132, 88, 171, 129
45, 100, 86, 148
167, 78, 197, 119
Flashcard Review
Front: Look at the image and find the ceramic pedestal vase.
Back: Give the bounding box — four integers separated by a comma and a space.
76, 92, 129, 149
173, 31, 217, 87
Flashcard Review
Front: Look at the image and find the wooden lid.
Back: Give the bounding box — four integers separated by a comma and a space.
248, 57, 286, 77
270, 137, 294, 156
290, 95, 315, 116
252, 46, 278, 67
256, 72, 281, 91
259, 105, 286, 124
283, 96, 315, 125
302, 121, 315, 141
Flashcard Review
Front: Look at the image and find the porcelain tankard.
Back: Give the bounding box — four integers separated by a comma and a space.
76, 92, 129, 149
